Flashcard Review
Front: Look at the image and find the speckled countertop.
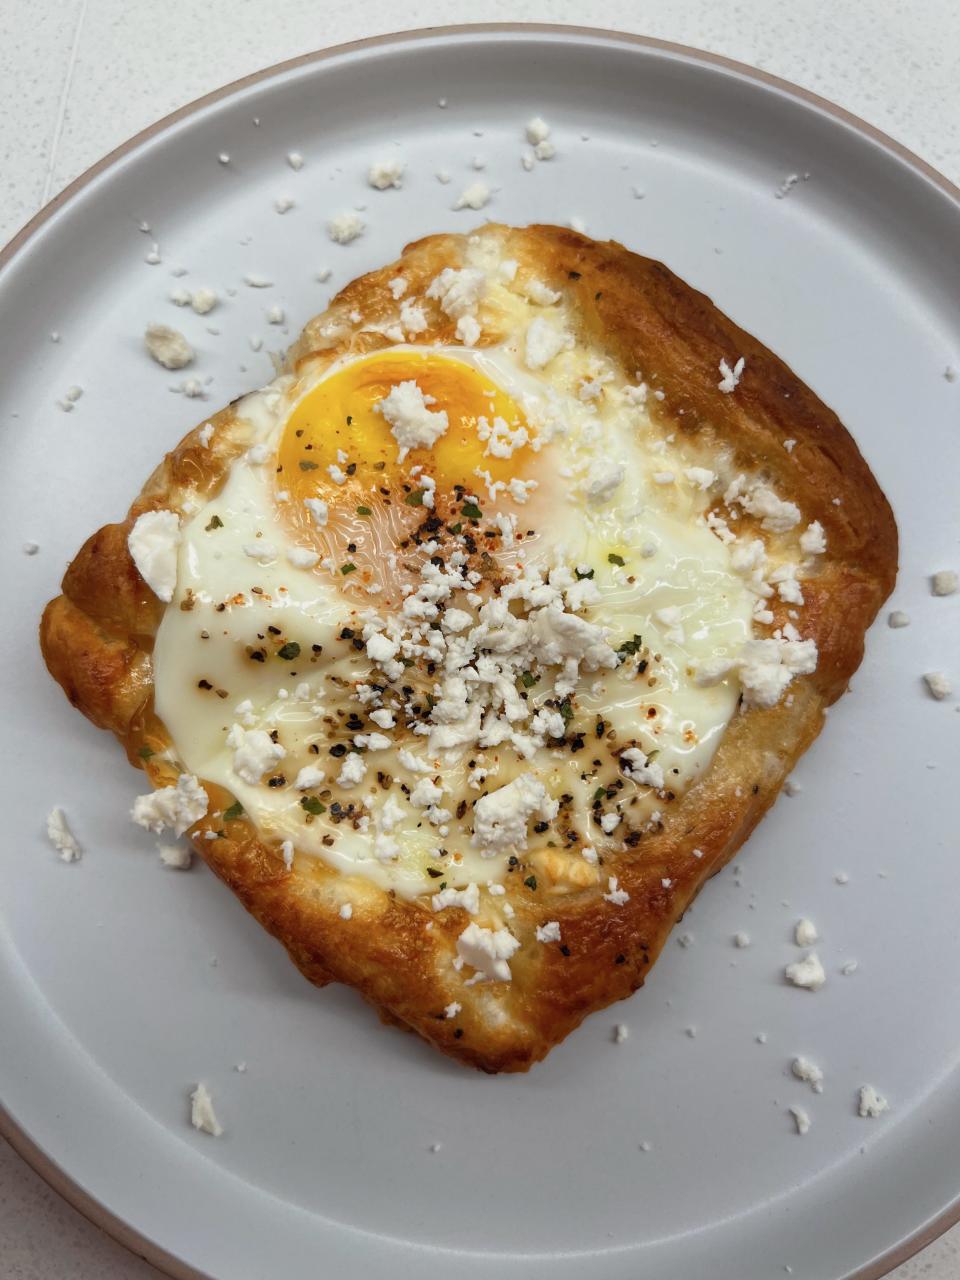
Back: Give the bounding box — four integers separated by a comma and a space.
2, 2, 958, 1277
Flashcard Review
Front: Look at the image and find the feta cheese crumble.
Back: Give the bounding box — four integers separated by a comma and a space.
785, 951, 826, 991
189, 1083, 223, 1136
128, 510, 181, 603
789, 1106, 811, 1136
794, 917, 818, 946
453, 180, 491, 211
132, 774, 208, 837
791, 1056, 824, 1093
144, 323, 193, 370
717, 356, 745, 393
858, 1084, 889, 1118
327, 212, 365, 244
368, 158, 405, 190
374, 380, 449, 461
456, 922, 520, 981
923, 672, 952, 700
46, 807, 81, 862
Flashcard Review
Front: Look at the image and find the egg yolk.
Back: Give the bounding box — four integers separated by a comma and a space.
276, 351, 535, 584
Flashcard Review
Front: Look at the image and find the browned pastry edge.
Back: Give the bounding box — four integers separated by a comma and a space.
39, 224, 897, 1072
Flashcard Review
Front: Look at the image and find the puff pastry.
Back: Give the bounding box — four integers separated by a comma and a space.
40, 224, 897, 1072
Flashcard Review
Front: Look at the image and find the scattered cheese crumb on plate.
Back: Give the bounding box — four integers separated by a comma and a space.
46, 807, 81, 862
189, 1082, 223, 1136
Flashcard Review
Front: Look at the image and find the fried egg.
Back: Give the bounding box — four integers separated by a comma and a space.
153, 296, 756, 899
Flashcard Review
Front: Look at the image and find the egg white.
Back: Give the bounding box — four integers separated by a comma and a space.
153, 335, 753, 898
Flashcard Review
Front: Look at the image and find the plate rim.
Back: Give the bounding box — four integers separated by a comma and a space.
2, 22, 958, 1280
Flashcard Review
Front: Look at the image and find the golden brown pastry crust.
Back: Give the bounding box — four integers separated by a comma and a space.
40, 225, 897, 1073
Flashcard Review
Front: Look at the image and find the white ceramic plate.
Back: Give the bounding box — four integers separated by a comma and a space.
2, 26, 959, 1280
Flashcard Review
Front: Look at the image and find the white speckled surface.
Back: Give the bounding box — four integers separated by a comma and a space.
2, 3, 958, 1277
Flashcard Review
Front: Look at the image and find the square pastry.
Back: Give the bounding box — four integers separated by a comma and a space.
41, 224, 896, 1071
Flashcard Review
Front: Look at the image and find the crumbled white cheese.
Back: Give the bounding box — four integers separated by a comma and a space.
456, 314, 481, 346
426, 267, 486, 318
525, 116, 551, 145
293, 765, 326, 790
614, 1023, 629, 1044
717, 356, 745, 393
584, 458, 625, 505
789, 1106, 811, 1136
158, 843, 192, 869
242, 540, 278, 564
456, 922, 520, 981
923, 671, 952, 700
794, 917, 818, 946
604, 875, 630, 906
887, 609, 910, 628
684, 467, 716, 490
266, 304, 284, 325
368, 158, 405, 190
733, 931, 751, 948
46, 807, 81, 862
128, 510, 181, 603
287, 150, 304, 170
799, 521, 826, 555
144, 323, 193, 370
697, 636, 818, 709
189, 1083, 223, 1137
472, 773, 558, 854
785, 951, 826, 991
931, 569, 958, 597
535, 139, 556, 161
304, 496, 328, 527
288, 546, 319, 569
327, 212, 365, 244
432, 883, 480, 914
374, 380, 449, 462
226, 724, 285, 784
444, 1001, 461, 1019
791, 1056, 824, 1093
858, 1084, 889, 1118
337, 753, 367, 788
453, 180, 491, 211
524, 316, 573, 370
273, 195, 294, 214
132, 774, 208, 836
535, 920, 561, 943
620, 746, 664, 789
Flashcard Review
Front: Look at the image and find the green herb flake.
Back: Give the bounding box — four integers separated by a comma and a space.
520, 671, 538, 689
608, 553, 625, 566
356, 505, 372, 516
559, 699, 574, 724
277, 641, 301, 660
523, 875, 538, 891
340, 562, 357, 576
461, 501, 483, 519
223, 801, 244, 821
137, 745, 155, 760
593, 786, 607, 803
204, 514, 224, 531
618, 633, 643, 657
404, 489, 425, 507
299, 460, 319, 471
300, 796, 327, 816
448, 522, 463, 535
